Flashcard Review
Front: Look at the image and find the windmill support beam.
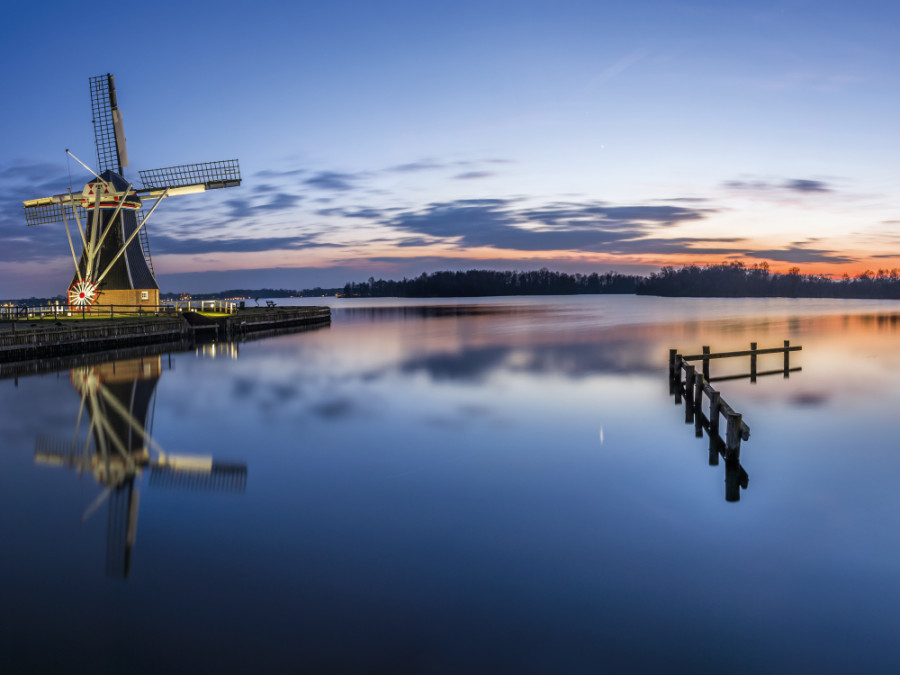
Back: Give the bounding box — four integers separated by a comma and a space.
68, 189, 89, 255
87, 189, 102, 277
95, 188, 168, 287
60, 203, 81, 275
88, 183, 133, 280
67, 149, 109, 187
97, 378, 167, 457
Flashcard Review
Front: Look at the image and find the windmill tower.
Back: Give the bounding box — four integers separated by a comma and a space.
22, 74, 241, 309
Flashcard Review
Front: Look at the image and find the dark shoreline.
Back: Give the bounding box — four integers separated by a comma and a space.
0, 306, 330, 364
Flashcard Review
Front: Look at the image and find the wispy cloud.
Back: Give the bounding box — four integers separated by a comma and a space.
149, 234, 331, 255
784, 179, 832, 193
0, 162, 66, 182
315, 206, 398, 219
219, 192, 304, 220
454, 171, 495, 180
254, 168, 307, 178
380, 198, 725, 254
303, 171, 361, 191
743, 247, 855, 264
258, 193, 304, 211
723, 177, 834, 194
387, 160, 446, 173
223, 198, 255, 219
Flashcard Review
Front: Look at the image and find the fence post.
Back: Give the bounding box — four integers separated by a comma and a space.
702, 345, 710, 380
684, 364, 695, 424
669, 348, 678, 380
708, 433, 720, 466
709, 390, 720, 438
725, 458, 741, 502
784, 340, 790, 378
749, 342, 757, 383
725, 412, 742, 460
673, 355, 683, 403
693, 372, 704, 437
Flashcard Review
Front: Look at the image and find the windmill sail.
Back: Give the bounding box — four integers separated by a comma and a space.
23, 196, 87, 227
90, 74, 128, 174
139, 160, 241, 193
149, 461, 248, 493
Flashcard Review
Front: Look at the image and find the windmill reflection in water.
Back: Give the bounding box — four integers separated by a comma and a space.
34, 357, 246, 578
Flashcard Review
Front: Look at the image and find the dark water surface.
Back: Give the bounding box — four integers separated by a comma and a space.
3, 296, 900, 673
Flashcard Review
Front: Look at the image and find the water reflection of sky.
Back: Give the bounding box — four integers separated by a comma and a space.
3, 296, 900, 672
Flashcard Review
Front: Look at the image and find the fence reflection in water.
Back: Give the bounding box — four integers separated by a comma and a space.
668, 341, 802, 502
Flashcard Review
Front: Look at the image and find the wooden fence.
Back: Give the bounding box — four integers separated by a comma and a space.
668, 341, 802, 462
1, 300, 237, 321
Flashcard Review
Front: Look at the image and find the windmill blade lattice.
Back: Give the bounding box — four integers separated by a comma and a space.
23, 199, 89, 227
139, 159, 241, 190
90, 74, 127, 174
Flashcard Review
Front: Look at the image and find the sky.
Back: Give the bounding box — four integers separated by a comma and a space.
2, 0, 899, 296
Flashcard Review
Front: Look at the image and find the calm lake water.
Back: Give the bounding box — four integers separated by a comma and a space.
3, 295, 900, 673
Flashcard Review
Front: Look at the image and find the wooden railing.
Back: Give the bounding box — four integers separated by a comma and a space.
1, 300, 237, 320
1, 304, 181, 320
680, 340, 802, 383
668, 341, 803, 461
163, 300, 237, 314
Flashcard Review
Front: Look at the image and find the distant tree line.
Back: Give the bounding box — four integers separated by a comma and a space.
340, 263, 900, 300
297, 287, 343, 297
342, 269, 640, 297
636, 262, 900, 299
160, 288, 299, 300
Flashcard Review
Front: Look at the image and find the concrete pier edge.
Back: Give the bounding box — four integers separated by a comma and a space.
0, 306, 331, 363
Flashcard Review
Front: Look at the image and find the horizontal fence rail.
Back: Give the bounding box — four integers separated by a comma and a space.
710, 368, 802, 383
675, 340, 802, 383
680, 345, 802, 361
164, 300, 237, 313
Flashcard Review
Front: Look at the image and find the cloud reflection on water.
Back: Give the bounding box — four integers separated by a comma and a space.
6, 298, 900, 671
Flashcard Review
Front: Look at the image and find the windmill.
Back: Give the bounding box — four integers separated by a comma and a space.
22, 74, 241, 309
35, 357, 247, 578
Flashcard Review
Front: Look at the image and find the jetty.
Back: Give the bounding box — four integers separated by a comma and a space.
0, 303, 330, 363
668, 341, 801, 501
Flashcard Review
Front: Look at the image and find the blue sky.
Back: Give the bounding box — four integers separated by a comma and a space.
2, 0, 899, 296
